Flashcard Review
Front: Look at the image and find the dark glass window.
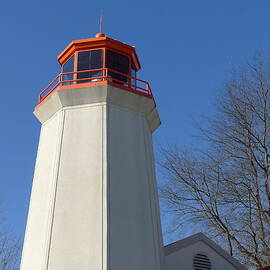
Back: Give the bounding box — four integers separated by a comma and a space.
62, 56, 74, 85
77, 50, 103, 83
106, 50, 130, 83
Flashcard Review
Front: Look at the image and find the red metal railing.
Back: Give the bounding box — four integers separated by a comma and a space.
38, 68, 153, 103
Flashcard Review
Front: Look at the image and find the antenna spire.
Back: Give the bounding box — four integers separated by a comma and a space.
95, 9, 105, 37
99, 9, 104, 34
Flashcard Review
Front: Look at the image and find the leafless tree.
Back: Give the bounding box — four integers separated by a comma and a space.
0, 231, 20, 270
160, 55, 270, 268
0, 210, 21, 270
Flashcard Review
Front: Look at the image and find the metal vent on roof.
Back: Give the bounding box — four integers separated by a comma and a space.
193, 253, 211, 270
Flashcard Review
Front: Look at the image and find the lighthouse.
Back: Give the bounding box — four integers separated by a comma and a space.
20, 32, 163, 270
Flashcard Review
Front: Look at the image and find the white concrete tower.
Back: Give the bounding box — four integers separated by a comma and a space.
20, 32, 164, 270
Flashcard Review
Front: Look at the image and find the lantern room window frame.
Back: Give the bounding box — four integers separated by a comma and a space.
61, 47, 135, 84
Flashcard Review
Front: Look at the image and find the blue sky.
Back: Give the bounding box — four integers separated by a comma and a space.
1, 0, 270, 246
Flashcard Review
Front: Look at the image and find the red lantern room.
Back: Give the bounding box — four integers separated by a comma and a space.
37, 33, 153, 107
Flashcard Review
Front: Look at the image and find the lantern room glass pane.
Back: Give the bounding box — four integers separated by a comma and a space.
77, 50, 103, 83
106, 50, 129, 83
131, 68, 137, 89
62, 56, 74, 85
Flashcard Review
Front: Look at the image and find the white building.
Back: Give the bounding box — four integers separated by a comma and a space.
19, 32, 246, 270
165, 233, 246, 270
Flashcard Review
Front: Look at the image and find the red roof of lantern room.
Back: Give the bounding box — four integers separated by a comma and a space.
57, 33, 141, 71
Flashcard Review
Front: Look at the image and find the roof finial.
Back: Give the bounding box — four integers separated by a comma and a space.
96, 9, 105, 38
